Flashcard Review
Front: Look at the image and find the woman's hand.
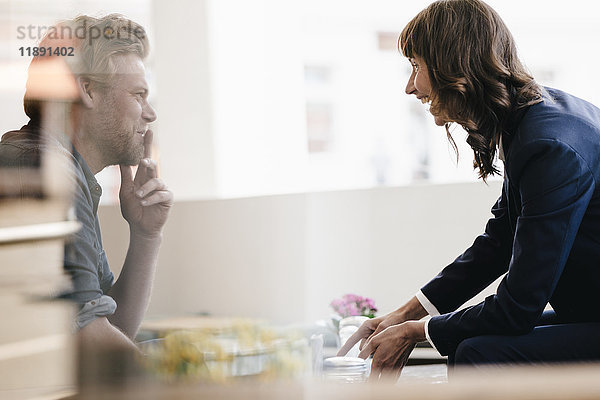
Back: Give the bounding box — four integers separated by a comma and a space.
358, 321, 426, 381
337, 309, 407, 356
337, 296, 427, 357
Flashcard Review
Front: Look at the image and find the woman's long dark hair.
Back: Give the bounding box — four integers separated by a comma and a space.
400, 0, 543, 180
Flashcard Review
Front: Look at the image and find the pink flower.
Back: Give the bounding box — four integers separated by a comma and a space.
330, 293, 378, 318
366, 298, 376, 309
343, 294, 359, 303
347, 303, 359, 316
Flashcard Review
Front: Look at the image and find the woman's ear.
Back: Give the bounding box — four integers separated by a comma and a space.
77, 77, 94, 108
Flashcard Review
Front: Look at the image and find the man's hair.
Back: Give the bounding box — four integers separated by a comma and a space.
399, 0, 543, 180
24, 14, 149, 124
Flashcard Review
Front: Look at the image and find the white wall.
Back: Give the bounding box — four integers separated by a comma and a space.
152, 0, 217, 199
99, 180, 502, 324
151, 0, 309, 200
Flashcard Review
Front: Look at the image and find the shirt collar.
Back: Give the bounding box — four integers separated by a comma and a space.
32, 122, 104, 209
71, 146, 101, 196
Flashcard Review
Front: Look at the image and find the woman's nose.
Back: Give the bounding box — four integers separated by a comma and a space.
405, 72, 416, 95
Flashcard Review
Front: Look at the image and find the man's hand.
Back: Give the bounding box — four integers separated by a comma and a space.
110, 129, 172, 337
119, 130, 173, 237
358, 321, 425, 381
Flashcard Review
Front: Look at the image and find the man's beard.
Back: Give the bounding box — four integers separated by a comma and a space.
100, 130, 144, 166
118, 144, 144, 166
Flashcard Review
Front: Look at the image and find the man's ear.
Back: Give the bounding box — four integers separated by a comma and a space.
77, 77, 95, 108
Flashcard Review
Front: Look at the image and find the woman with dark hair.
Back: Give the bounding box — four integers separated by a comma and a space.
339, 0, 600, 378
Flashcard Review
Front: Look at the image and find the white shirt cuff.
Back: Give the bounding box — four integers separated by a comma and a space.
423, 318, 440, 354
415, 290, 441, 316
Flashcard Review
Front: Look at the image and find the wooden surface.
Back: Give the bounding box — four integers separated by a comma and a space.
72, 363, 600, 400
0, 220, 80, 245
0, 198, 76, 398
0, 199, 68, 228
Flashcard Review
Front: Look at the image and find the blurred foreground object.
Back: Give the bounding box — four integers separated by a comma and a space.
61, 362, 600, 400
1, 56, 78, 200
0, 56, 79, 398
140, 318, 310, 383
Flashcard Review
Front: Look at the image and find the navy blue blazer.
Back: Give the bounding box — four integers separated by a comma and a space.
423, 88, 600, 356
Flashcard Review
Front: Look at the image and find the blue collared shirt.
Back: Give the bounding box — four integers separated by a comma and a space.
0, 124, 117, 329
